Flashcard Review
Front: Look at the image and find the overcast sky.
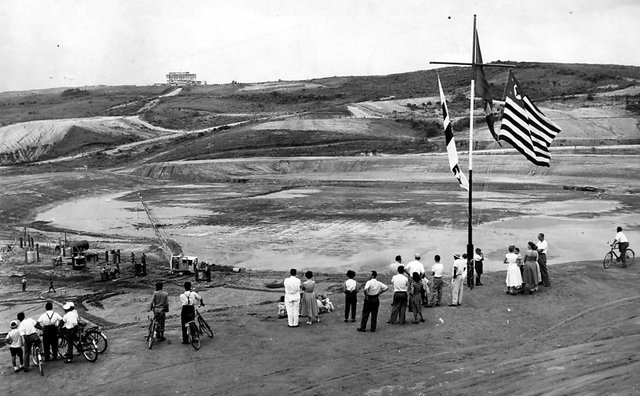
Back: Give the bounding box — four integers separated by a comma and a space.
1, 0, 639, 92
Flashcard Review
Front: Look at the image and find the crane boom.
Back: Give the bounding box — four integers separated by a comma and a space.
138, 193, 183, 257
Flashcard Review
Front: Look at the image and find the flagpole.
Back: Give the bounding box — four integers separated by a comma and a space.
467, 15, 476, 268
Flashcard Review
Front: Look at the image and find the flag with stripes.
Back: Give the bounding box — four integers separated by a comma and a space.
438, 76, 469, 191
499, 70, 561, 167
474, 28, 500, 144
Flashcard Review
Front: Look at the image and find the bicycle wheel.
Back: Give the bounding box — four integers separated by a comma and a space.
36, 347, 44, 376
626, 249, 635, 266
86, 330, 108, 354
198, 316, 213, 338
189, 322, 200, 351
81, 336, 99, 362
603, 252, 614, 269
147, 321, 156, 350
57, 335, 68, 359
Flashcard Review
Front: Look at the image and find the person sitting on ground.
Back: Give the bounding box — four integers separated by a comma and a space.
17, 312, 42, 372
61, 302, 79, 364
149, 282, 169, 341
180, 281, 204, 345
5, 320, 24, 373
409, 272, 426, 324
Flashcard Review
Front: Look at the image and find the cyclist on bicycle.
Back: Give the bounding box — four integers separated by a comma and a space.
179, 282, 204, 345
149, 282, 169, 341
17, 312, 42, 372
613, 226, 630, 267
61, 302, 79, 364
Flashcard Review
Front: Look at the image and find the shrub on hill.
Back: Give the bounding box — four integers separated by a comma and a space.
61, 88, 90, 98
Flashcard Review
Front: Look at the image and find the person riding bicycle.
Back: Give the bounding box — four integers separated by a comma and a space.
61, 302, 79, 364
612, 226, 630, 267
149, 282, 169, 341
17, 312, 42, 372
179, 282, 204, 345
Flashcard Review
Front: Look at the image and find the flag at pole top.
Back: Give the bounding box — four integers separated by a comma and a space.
474, 28, 500, 145
499, 70, 562, 167
438, 75, 469, 191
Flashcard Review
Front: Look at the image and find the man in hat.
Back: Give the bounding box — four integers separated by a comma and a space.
61, 302, 79, 363
450, 253, 467, 306
17, 312, 42, 372
149, 282, 169, 341
37, 302, 62, 361
5, 320, 24, 372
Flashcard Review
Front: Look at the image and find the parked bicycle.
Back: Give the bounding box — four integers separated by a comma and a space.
147, 315, 158, 349
84, 326, 108, 354
185, 309, 213, 351
603, 242, 635, 269
30, 337, 44, 376
57, 323, 99, 362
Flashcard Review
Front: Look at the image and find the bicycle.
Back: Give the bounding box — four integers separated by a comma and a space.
147, 315, 157, 349
30, 338, 44, 376
57, 323, 99, 362
185, 308, 213, 351
84, 326, 108, 354
603, 242, 635, 269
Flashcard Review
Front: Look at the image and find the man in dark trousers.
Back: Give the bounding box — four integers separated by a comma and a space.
149, 282, 169, 341
37, 302, 62, 361
179, 281, 204, 344
357, 271, 388, 332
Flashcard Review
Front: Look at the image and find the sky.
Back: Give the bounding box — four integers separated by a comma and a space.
1, 0, 639, 92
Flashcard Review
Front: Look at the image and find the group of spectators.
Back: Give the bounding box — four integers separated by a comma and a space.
503, 233, 550, 295
5, 301, 81, 373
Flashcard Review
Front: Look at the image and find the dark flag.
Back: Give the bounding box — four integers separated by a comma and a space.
438, 76, 469, 191
499, 70, 561, 167
474, 28, 500, 144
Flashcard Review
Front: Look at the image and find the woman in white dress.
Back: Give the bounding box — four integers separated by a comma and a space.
504, 245, 523, 295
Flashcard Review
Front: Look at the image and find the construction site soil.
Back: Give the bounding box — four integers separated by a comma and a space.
1, 151, 640, 395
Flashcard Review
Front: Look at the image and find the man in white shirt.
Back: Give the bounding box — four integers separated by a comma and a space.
180, 281, 204, 344
357, 271, 388, 332
537, 233, 550, 287
344, 270, 358, 322
450, 253, 467, 306
17, 312, 42, 371
613, 226, 630, 267
430, 255, 444, 306
62, 302, 79, 363
388, 255, 402, 276
37, 301, 63, 361
405, 254, 425, 278
283, 269, 301, 327
388, 265, 409, 324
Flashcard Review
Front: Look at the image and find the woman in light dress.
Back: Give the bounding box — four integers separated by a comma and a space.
504, 245, 523, 295
522, 241, 540, 294
300, 271, 320, 325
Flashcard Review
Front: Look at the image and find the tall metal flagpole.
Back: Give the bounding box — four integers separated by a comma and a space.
467, 15, 477, 267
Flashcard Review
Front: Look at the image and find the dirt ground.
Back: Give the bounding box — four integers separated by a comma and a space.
0, 152, 639, 395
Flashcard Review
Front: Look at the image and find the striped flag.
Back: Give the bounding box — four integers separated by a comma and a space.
474, 28, 500, 144
499, 71, 561, 167
438, 76, 469, 191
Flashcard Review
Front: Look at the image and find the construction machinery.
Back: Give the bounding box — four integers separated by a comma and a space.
138, 193, 198, 274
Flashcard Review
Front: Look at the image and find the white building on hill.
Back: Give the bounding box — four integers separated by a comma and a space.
166, 72, 202, 86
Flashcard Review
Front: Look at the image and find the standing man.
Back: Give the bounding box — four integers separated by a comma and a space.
536, 233, 551, 287
474, 248, 484, 286
61, 302, 79, 364
141, 253, 147, 276
37, 302, 62, 362
388, 265, 409, 324
149, 282, 169, 341
466, 251, 475, 290
17, 312, 42, 372
613, 226, 630, 267
357, 271, 388, 332
344, 270, 358, 322
405, 253, 425, 278
179, 281, 204, 344
48, 277, 56, 293
430, 255, 444, 306
388, 255, 402, 276
283, 269, 301, 327
21, 276, 27, 292
450, 253, 467, 306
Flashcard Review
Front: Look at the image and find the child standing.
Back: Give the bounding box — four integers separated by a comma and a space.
344, 270, 357, 322
474, 248, 484, 286
5, 320, 24, 372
